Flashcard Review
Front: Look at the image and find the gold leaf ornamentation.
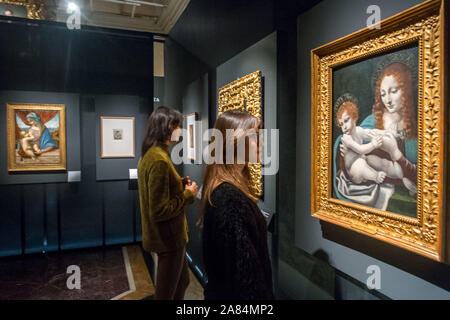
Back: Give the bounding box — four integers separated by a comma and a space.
0, 0, 47, 20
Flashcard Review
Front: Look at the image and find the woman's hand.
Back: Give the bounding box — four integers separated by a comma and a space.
182, 176, 191, 187
185, 181, 198, 197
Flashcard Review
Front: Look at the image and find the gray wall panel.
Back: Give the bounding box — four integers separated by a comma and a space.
183, 73, 209, 272
44, 184, 59, 252
104, 181, 135, 245
59, 182, 103, 250
23, 184, 45, 254
216, 32, 278, 214
0, 20, 153, 258
0, 185, 22, 257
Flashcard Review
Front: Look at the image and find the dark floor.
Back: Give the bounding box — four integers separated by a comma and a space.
0, 246, 129, 300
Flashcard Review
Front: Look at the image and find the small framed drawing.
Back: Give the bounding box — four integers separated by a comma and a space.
101, 116, 135, 158
186, 112, 198, 161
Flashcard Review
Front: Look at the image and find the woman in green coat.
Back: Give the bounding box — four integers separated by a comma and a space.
138, 106, 198, 300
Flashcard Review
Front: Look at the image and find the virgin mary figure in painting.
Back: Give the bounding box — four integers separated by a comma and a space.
334, 61, 418, 213
369, 62, 417, 183
17, 112, 58, 161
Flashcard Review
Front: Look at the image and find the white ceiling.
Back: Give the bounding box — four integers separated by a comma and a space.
53, 0, 190, 34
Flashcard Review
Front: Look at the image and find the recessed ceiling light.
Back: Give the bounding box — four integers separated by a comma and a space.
68, 2, 79, 11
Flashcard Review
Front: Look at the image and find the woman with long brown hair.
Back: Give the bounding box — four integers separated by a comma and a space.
138, 106, 198, 300
200, 110, 273, 300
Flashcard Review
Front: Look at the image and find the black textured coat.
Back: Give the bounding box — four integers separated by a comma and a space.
202, 182, 274, 300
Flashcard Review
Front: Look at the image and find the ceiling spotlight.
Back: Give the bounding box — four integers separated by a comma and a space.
68, 2, 79, 11
103, 0, 165, 8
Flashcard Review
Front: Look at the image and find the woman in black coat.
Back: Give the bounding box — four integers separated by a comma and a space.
199, 110, 273, 300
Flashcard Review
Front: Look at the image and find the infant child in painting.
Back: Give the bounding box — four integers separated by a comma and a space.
337, 102, 404, 185
19, 130, 39, 160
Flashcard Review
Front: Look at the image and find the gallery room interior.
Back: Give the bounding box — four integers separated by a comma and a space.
0, 0, 449, 301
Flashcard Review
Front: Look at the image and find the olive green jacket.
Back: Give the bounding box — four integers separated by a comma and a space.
138, 142, 195, 253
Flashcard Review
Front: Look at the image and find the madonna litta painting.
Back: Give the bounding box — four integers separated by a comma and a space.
332, 47, 418, 218
311, 0, 448, 262
7, 103, 66, 172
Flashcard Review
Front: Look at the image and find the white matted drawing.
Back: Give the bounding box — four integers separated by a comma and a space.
101, 116, 135, 158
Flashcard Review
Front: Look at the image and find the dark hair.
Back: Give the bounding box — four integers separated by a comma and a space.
141, 106, 183, 156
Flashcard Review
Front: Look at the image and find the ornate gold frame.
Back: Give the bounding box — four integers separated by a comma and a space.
7, 103, 67, 172
0, 0, 46, 20
311, 0, 447, 262
218, 71, 263, 197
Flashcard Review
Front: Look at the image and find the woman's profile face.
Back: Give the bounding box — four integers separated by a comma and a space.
380, 75, 402, 114
247, 126, 261, 164
170, 126, 182, 142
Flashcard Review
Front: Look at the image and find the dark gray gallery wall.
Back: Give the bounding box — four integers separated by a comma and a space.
163, 38, 209, 111
95, 95, 150, 181
169, 0, 321, 68
216, 32, 278, 215
163, 36, 212, 276
0, 93, 146, 256
154, 77, 165, 108
62, 95, 144, 250
182, 73, 209, 275
294, 0, 450, 299
169, 0, 274, 68
0, 17, 153, 257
